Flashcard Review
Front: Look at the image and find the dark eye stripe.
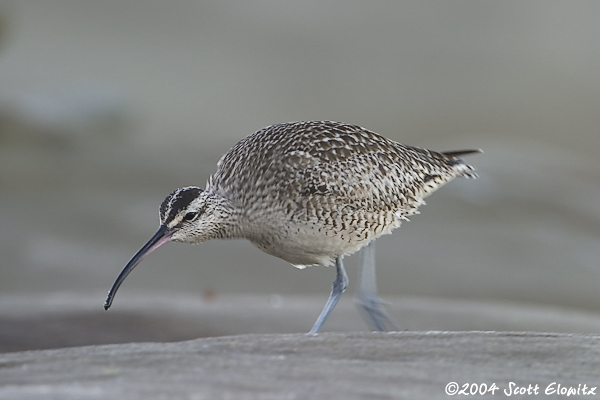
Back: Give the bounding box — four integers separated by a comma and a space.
160, 187, 203, 223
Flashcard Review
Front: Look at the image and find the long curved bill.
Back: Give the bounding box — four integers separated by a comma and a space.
104, 225, 172, 310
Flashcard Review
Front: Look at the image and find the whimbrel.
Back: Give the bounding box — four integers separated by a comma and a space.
104, 121, 481, 333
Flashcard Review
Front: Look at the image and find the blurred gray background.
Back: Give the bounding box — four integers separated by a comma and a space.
0, 1, 598, 325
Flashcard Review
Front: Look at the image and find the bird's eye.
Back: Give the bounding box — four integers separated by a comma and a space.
183, 212, 198, 221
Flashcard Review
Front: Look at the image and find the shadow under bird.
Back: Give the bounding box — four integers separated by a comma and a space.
104, 121, 481, 333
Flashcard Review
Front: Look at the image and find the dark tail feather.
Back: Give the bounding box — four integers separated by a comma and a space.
441, 149, 483, 158
439, 148, 482, 179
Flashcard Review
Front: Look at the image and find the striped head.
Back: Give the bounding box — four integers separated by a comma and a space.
159, 186, 206, 239
158, 186, 238, 243
104, 186, 235, 310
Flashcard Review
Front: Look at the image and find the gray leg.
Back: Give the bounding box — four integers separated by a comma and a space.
309, 257, 348, 334
354, 241, 398, 331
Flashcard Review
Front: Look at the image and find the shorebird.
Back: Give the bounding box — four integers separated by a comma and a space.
104, 121, 481, 333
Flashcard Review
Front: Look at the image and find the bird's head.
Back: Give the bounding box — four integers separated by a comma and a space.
104, 186, 233, 310
159, 186, 225, 244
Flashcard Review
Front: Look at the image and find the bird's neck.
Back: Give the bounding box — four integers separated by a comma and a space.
206, 192, 246, 240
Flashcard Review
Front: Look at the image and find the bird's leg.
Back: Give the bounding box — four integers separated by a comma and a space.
354, 241, 398, 331
309, 257, 348, 334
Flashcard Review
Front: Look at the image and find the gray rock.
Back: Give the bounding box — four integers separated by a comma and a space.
1, 331, 598, 400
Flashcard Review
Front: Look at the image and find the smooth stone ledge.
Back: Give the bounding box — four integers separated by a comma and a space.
3, 292, 600, 353
1, 331, 599, 400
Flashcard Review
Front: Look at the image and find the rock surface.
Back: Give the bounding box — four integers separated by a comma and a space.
3, 293, 600, 352
2, 294, 600, 399
1, 331, 599, 400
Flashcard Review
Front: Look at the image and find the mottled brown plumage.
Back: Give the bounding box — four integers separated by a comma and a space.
105, 121, 481, 333
206, 121, 479, 267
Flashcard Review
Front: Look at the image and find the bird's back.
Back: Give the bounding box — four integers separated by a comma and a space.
208, 121, 479, 267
